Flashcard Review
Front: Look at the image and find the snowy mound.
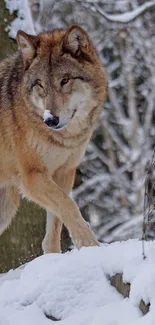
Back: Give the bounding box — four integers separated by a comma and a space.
0, 240, 155, 325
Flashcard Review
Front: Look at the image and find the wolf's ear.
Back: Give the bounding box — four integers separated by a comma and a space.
16, 31, 39, 69
63, 25, 90, 56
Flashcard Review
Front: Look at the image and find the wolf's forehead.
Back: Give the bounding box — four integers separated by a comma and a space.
51, 58, 80, 73
35, 54, 82, 76
38, 30, 65, 57
38, 43, 62, 58
40, 30, 65, 44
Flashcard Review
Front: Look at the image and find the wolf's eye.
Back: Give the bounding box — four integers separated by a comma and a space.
61, 77, 69, 87
36, 80, 44, 89
32, 80, 45, 97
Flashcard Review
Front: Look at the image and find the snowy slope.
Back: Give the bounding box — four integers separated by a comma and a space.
0, 240, 155, 325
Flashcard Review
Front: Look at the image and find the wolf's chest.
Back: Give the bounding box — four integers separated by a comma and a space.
40, 142, 87, 172
40, 145, 69, 170
65, 143, 88, 170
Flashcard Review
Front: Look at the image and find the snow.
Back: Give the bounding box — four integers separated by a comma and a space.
0, 240, 155, 324
5, 0, 35, 39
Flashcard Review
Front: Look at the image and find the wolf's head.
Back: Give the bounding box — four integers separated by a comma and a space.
17, 25, 106, 130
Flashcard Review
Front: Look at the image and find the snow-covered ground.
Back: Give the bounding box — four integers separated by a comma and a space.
0, 240, 155, 325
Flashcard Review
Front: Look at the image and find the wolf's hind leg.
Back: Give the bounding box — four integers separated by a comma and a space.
42, 212, 62, 253
0, 186, 20, 235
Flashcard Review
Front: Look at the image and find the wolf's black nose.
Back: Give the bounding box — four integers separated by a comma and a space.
44, 116, 59, 128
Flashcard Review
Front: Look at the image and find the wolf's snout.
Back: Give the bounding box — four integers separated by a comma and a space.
44, 116, 59, 128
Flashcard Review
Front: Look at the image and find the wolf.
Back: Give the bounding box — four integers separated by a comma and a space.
0, 25, 107, 253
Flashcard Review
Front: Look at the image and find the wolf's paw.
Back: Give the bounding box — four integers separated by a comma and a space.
71, 226, 99, 249
42, 233, 61, 254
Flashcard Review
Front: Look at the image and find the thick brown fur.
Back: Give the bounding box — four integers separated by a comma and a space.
0, 25, 106, 253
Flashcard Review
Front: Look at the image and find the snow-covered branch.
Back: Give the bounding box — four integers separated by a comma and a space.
81, 1, 155, 23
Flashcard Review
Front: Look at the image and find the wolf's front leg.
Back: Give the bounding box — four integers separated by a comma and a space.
22, 168, 99, 251
43, 168, 75, 254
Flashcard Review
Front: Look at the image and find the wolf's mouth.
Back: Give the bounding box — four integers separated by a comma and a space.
54, 109, 77, 130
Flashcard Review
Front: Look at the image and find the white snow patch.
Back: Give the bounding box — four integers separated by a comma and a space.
5, 0, 35, 39
0, 240, 155, 324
